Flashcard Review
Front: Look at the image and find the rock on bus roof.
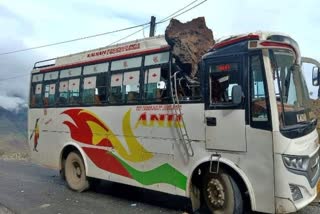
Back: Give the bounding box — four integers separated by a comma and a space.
32, 35, 170, 73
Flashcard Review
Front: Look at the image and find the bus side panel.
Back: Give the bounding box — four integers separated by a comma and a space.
29, 108, 62, 169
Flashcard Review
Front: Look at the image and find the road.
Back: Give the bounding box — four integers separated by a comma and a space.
0, 159, 319, 214
0, 159, 189, 214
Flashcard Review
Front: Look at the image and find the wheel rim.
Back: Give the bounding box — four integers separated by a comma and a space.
206, 177, 226, 209
72, 160, 82, 181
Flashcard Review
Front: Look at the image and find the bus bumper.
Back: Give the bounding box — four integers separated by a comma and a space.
275, 149, 320, 213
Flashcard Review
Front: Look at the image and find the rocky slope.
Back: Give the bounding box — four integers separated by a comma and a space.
0, 106, 29, 159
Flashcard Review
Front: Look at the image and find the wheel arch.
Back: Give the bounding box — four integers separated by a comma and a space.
187, 156, 256, 211
59, 142, 89, 175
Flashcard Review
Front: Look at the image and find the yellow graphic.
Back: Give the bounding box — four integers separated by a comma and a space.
87, 121, 110, 146
78, 109, 153, 162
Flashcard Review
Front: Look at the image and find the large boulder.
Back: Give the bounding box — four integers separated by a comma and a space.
165, 17, 215, 78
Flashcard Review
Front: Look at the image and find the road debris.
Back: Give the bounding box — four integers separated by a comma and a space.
39, 204, 50, 208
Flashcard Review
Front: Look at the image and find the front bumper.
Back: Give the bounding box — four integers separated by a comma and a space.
275, 148, 320, 213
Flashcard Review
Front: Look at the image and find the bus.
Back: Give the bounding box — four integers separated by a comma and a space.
28, 32, 320, 213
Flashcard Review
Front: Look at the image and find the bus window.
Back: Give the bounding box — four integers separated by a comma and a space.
144, 65, 171, 103
48, 84, 56, 106
44, 71, 59, 81
209, 62, 241, 105
44, 85, 50, 106
145, 68, 161, 101
58, 79, 80, 105
83, 75, 107, 105
30, 73, 43, 108
144, 52, 169, 66
110, 71, 140, 104
31, 83, 43, 107
110, 73, 123, 104
111, 57, 142, 71
83, 63, 108, 75
124, 70, 140, 103
43, 71, 58, 107
59, 81, 69, 105
32, 73, 43, 83
60, 67, 81, 78
83, 63, 108, 105
96, 73, 107, 104
83, 76, 97, 104
69, 79, 80, 105
250, 55, 269, 122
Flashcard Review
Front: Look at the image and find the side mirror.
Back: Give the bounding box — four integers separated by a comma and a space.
232, 85, 243, 105
312, 66, 320, 86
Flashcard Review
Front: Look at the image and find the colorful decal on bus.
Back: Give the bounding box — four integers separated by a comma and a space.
134, 112, 183, 128
30, 118, 40, 152
62, 108, 187, 190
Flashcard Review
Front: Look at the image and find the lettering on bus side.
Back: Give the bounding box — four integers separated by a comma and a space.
87, 43, 141, 58
134, 112, 183, 128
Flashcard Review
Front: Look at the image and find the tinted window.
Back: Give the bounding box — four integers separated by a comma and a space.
209, 62, 242, 105
58, 79, 80, 105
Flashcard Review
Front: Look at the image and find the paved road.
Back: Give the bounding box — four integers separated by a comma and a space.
0, 159, 319, 214
0, 159, 189, 214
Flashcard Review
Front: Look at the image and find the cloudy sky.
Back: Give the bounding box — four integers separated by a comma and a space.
0, 0, 319, 110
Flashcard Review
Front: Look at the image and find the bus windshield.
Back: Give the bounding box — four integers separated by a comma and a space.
270, 49, 312, 128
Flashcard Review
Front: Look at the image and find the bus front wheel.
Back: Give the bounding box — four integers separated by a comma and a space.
65, 151, 89, 192
202, 170, 243, 214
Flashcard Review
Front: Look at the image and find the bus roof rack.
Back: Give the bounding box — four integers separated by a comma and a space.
33, 58, 57, 69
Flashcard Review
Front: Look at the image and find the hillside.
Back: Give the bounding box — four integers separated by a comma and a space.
0, 106, 29, 159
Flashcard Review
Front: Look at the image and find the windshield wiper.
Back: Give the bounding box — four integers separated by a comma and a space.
281, 119, 317, 138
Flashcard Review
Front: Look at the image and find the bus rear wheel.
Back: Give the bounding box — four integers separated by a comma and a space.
65, 152, 89, 192
202, 170, 243, 214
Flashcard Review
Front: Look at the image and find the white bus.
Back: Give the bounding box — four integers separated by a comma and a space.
29, 32, 320, 213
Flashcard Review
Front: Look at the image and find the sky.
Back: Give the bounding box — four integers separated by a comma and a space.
0, 0, 319, 110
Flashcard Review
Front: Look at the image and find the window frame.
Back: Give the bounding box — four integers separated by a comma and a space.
204, 55, 245, 110
43, 80, 58, 107
30, 82, 44, 108
249, 51, 272, 130
57, 67, 82, 107
30, 51, 182, 108
30, 73, 44, 108
81, 63, 109, 106
142, 63, 172, 104
109, 55, 143, 105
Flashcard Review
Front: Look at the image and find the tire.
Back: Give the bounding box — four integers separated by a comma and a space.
202, 169, 243, 214
60, 159, 66, 180
65, 151, 89, 192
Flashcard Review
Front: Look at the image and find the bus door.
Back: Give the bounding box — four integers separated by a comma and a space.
204, 56, 246, 152
204, 52, 275, 212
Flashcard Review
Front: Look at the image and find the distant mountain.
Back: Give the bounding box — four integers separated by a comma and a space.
0, 106, 28, 157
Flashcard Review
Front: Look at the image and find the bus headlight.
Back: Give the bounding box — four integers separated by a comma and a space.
282, 155, 309, 171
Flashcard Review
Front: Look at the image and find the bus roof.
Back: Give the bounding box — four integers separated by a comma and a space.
207, 31, 301, 62
211, 31, 297, 50
32, 35, 170, 73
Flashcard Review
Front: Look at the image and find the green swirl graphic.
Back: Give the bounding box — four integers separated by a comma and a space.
112, 153, 187, 190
